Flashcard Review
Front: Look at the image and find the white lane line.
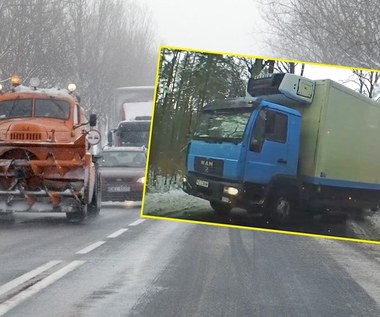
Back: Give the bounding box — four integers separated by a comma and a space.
0, 260, 85, 316
76, 241, 106, 255
129, 219, 145, 226
107, 228, 128, 238
0, 260, 61, 297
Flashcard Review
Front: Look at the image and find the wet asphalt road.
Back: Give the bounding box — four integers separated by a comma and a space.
154, 206, 380, 242
0, 205, 379, 316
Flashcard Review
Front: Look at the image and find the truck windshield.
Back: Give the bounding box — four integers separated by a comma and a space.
0, 99, 32, 119
193, 109, 252, 143
100, 151, 146, 167
118, 121, 150, 147
35, 99, 70, 119
0, 98, 70, 120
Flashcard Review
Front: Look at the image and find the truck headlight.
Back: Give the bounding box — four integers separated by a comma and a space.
137, 177, 145, 183
224, 187, 238, 196
183, 176, 187, 183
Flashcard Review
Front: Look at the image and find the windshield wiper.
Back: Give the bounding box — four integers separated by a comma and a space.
49, 99, 67, 117
8, 96, 21, 118
193, 135, 241, 145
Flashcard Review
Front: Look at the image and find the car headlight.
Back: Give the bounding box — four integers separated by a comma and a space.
224, 186, 239, 196
137, 177, 145, 183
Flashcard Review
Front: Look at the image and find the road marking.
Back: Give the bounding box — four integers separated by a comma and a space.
107, 228, 128, 238
0, 260, 61, 297
76, 241, 106, 254
129, 219, 145, 226
0, 260, 85, 316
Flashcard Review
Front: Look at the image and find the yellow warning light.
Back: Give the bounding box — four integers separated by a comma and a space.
11, 75, 21, 87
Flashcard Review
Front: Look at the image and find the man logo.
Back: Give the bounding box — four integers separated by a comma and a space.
200, 160, 213, 168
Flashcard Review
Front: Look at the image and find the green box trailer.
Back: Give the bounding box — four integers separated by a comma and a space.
295, 79, 380, 186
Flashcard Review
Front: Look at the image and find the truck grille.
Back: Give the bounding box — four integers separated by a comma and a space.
194, 157, 224, 176
10, 132, 42, 141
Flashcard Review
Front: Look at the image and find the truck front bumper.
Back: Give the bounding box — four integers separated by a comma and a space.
182, 173, 242, 206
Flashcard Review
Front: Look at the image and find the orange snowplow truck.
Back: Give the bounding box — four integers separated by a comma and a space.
0, 76, 101, 222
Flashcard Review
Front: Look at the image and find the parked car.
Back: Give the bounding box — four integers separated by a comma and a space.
99, 146, 146, 202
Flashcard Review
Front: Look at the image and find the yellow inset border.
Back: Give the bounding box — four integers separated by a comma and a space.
141, 45, 380, 246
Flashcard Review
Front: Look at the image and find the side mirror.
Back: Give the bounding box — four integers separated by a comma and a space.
92, 153, 103, 164
89, 114, 97, 127
107, 130, 113, 146
250, 138, 264, 153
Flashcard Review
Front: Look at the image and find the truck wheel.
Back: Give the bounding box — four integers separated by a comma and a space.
269, 190, 294, 223
88, 175, 101, 217
0, 212, 15, 224
66, 205, 87, 223
210, 201, 231, 215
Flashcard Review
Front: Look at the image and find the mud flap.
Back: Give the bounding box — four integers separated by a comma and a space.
88, 173, 101, 217
66, 204, 87, 223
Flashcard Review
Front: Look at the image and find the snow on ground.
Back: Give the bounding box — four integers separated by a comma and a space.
142, 189, 209, 215
101, 201, 142, 208
368, 212, 380, 231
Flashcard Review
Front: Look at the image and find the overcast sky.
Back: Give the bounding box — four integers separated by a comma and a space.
143, 0, 269, 56
142, 0, 375, 92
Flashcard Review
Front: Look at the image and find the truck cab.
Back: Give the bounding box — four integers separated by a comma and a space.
183, 96, 301, 213
183, 73, 316, 219
108, 117, 151, 148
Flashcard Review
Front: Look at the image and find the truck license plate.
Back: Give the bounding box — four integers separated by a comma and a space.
196, 179, 209, 188
108, 185, 131, 192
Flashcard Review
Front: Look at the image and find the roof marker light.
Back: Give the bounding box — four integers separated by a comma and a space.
11, 75, 21, 87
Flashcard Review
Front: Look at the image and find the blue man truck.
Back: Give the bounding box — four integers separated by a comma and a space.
182, 73, 380, 222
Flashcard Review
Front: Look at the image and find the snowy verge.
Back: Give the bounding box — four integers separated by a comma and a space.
366, 211, 380, 233
369, 212, 380, 231
142, 189, 209, 215
142, 189, 380, 240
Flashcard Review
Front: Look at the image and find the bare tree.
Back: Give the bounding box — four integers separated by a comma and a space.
259, 0, 380, 97
0, 0, 68, 85
341, 70, 380, 98
260, 0, 380, 69
62, 0, 157, 131
0, 0, 157, 133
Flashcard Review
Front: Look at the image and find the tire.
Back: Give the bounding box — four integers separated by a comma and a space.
210, 201, 231, 215
0, 212, 15, 224
268, 190, 295, 223
66, 205, 87, 223
88, 174, 101, 217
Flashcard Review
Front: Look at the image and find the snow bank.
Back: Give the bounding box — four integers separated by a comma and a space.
142, 189, 380, 240
143, 189, 209, 215
368, 212, 380, 230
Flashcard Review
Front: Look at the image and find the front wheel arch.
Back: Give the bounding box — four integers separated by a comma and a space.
210, 201, 231, 216
266, 186, 299, 223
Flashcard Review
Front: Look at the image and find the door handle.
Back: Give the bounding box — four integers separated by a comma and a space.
277, 158, 287, 164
